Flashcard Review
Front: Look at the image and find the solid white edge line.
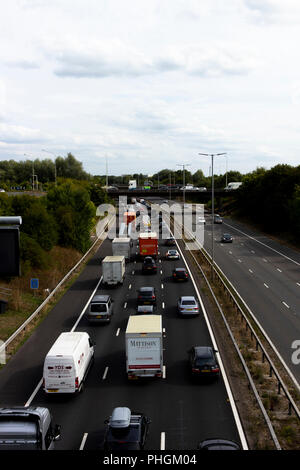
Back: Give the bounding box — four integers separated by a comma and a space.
160, 432, 165, 450
171, 224, 249, 450
79, 433, 88, 450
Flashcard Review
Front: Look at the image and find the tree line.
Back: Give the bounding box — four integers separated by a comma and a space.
0, 179, 109, 273
0, 153, 90, 190
234, 164, 300, 241
99, 169, 243, 188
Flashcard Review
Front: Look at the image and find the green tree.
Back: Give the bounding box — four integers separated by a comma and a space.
47, 182, 95, 252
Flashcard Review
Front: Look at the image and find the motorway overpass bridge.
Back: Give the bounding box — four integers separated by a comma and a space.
107, 188, 236, 205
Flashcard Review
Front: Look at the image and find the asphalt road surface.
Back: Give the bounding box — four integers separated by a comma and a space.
0, 209, 242, 450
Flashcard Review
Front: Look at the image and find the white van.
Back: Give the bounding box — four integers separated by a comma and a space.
43, 332, 94, 394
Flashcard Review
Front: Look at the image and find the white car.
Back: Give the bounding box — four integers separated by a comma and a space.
197, 216, 206, 224
166, 249, 180, 260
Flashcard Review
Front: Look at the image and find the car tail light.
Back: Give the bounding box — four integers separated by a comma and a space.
211, 367, 220, 373
152, 295, 155, 299
192, 368, 200, 373
75, 377, 79, 389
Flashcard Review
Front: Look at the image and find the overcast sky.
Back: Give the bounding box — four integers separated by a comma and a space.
1, 0, 300, 177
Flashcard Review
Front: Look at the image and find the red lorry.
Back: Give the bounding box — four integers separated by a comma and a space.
138, 232, 158, 259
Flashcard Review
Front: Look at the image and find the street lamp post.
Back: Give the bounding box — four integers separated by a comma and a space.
177, 163, 190, 206
198, 152, 226, 279
24, 153, 38, 191
42, 149, 57, 186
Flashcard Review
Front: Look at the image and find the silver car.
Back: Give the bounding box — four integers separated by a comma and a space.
87, 294, 114, 323
177, 296, 199, 316
166, 249, 180, 260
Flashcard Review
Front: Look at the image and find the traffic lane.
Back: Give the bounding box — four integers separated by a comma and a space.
223, 217, 300, 268
52, 253, 166, 449
79, 258, 239, 450
160, 241, 242, 448
209, 238, 300, 382
220, 223, 300, 286
204, 222, 300, 318
0, 236, 113, 406
214, 237, 300, 313
30, 251, 141, 450
31, 242, 166, 450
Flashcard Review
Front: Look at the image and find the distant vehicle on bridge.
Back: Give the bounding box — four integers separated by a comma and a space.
128, 180, 137, 190
224, 182, 243, 190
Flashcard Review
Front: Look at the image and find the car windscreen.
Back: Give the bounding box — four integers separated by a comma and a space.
90, 303, 107, 312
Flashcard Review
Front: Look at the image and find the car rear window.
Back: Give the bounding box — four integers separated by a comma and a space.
141, 291, 153, 297
195, 357, 214, 367
182, 300, 195, 305
90, 303, 107, 312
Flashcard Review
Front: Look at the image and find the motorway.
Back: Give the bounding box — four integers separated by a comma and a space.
0, 202, 243, 451
202, 215, 300, 387
151, 197, 300, 388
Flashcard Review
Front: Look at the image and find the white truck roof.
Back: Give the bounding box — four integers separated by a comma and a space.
139, 232, 157, 239
102, 256, 125, 262
126, 315, 162, 334
46, 332, 88, 357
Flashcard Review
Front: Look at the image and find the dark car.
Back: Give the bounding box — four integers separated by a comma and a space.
172, 267, 189, 282
221, 233, 233, 243
137, 287, 157, 305
165, 236, 176, 246
103, 407, 151, 451
142, 256, 157, 274
188, 346, 220, 378
198, 439, 240, 450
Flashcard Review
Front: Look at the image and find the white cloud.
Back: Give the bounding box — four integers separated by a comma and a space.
0, 0, 299, 175
40, 36, 256, 79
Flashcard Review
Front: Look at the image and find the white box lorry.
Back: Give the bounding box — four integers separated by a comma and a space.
125, 315, 163, 379
112, 238, 132, 262
102, 255, 125, 286
43, 332, 94, 394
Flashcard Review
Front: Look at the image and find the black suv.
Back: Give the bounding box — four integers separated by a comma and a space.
103, 407, 151, 451
142, 256, 157, 274
172, 267, 189, 282
188, 346, 220, 378
137, 287, 157, 305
